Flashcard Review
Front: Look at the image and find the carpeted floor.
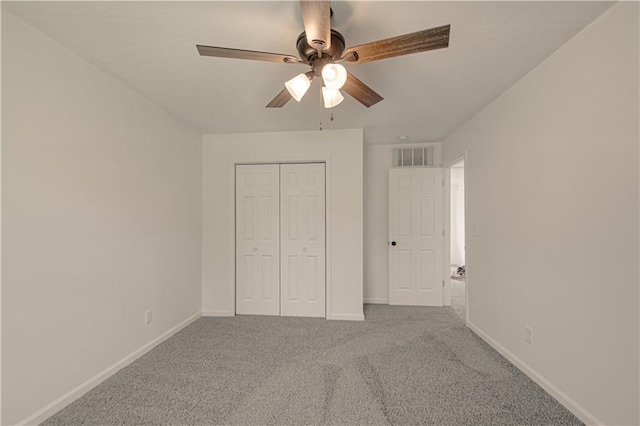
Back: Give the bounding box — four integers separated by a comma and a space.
43, 303, 582, 425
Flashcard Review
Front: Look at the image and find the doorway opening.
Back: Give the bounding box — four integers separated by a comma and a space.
449, 159, 466, 321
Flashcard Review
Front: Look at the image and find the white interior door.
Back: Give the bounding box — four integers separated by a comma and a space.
280, 163, 326, 317
236, 164, 280, 315
389, 167, 444, 306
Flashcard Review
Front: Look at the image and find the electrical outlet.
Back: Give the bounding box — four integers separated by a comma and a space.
145, 309, 153, 325
525, 326, 533, 344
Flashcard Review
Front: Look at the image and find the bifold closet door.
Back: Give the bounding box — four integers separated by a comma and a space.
280, 163, 326, 317
236, 164, 280, 315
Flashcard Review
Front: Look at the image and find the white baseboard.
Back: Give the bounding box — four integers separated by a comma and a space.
364, 298, 389, 304
202, 309, 234, 317
17, 311, 202, 426
467, 321, 604, 426
328, 313, 365, 321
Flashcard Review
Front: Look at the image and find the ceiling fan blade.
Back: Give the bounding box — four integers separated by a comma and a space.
266, 88, 293, 108
341, 24, 450, 64
299, 1, 331, 53
342, 72, 383, 108
197, 45, 302, 64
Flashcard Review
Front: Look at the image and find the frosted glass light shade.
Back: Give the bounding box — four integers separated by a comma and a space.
285, 73, 311, 102
321, 63, 347, 90
322, 87, 344, 108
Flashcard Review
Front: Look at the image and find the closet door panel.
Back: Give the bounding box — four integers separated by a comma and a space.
236, 164, 280, 315
280, 163, 326, 317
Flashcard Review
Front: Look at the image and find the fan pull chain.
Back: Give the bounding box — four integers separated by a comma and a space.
320, 112, 336, 131
318, 86, 323, 131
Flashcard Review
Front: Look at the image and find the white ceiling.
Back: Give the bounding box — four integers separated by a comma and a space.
3, 1, 613, 145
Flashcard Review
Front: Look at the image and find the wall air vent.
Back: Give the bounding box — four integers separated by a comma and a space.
392, 146, 435, 167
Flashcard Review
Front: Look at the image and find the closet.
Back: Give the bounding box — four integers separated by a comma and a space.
235, 163, 326, 317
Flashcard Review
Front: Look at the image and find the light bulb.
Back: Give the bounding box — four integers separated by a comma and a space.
322, 87, 344, 108
285, 73, 311, 102
321, 63, 347, 90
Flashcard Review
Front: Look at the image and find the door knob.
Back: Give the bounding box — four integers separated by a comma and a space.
391, 241, 397, 246
252, 247, 257, 252
302, 247, 308, 252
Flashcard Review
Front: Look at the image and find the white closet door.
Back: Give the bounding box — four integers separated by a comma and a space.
236, 164, 280, 315
280, 163, 326, 317
389, 167, 444, 306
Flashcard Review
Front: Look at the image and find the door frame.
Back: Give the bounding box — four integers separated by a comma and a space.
444, 153, 468, 323
229, 156, 332, 319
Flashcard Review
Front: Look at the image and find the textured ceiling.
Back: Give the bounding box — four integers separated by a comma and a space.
3, 1, 613, 145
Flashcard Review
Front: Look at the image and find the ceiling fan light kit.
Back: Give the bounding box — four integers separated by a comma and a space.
322, 86, 344, 108
285, 73, 312, 102
321, 63, 347, 90
284, 62, 346, 108
197, 1, 450, 109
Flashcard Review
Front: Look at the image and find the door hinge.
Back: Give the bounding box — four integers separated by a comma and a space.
442, 179, 445, 187
442, 280, 445, 287
442, 230, 445, 237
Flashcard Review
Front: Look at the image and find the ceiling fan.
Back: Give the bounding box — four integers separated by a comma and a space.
197, 1, 450, 109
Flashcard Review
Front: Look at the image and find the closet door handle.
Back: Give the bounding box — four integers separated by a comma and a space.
252, 247, 258, 252
391, 241, 397, 246
302, 247, 308, 252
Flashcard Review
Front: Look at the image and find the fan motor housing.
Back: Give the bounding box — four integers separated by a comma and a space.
296, 29, 346, 63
